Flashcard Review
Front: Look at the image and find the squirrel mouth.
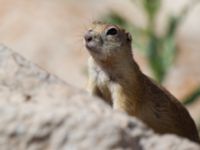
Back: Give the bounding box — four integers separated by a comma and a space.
85, 41, 100, 53
84, 31, 102, 53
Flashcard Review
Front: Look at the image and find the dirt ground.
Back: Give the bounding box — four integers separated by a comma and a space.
0, 0, 200, 121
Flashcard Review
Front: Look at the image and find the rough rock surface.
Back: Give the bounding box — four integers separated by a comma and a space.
0, 45, 199, 150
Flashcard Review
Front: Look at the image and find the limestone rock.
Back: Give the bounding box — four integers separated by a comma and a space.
0, 45, 199, 150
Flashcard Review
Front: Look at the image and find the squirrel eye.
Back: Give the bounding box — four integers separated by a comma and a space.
106, 27, 118, 36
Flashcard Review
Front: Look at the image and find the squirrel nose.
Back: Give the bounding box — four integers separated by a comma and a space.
84, 30, 93, 42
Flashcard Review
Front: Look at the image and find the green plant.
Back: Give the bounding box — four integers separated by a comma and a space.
183, 87, 200, 105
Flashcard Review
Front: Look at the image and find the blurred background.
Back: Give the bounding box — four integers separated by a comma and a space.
0, 0, 200, 133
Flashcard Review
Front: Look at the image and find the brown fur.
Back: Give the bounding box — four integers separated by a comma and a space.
85, 22, 200, 143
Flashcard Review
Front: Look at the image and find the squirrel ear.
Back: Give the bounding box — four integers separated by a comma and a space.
126, 32, 132, 42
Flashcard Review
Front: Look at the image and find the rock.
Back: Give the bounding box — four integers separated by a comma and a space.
0, 45, 199, 150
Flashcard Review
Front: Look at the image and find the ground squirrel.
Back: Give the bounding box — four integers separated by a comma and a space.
84, 21, 200, 143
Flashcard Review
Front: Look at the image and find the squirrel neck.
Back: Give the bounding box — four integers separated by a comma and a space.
93, 51, 145, 100
97, 52, 141, 80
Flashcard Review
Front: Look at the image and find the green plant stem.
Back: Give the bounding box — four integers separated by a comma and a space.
183, 87, 200, 105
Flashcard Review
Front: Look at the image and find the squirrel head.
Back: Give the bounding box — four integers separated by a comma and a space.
84, 21, 132, 63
